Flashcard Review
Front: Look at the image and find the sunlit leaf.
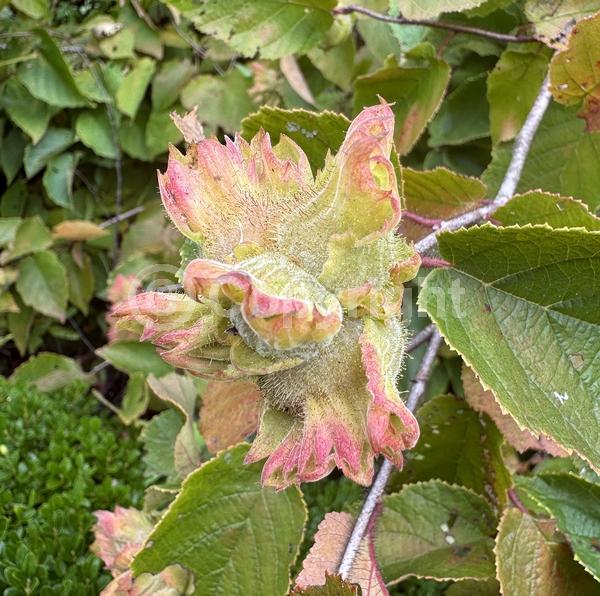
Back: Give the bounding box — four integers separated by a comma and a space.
420, 225, 600, 470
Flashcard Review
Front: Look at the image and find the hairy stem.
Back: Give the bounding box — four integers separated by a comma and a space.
337, 330, 443, 579
334, 5, 538, 44
415, 76, 552, 254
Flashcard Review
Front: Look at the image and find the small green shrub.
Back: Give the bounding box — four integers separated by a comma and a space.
0, 380, 145, 594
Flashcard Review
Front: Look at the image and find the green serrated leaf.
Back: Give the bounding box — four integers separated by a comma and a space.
116, 57, 156, 118
96, 341, 173, 377
495, 507, 599, 595
60, 250, 95, 315
376, 480, 497, 583
23, 127, 75, 179
190, 0, 336, 60
353, 49, 450, 155
75, 111, 118, 159
515, 474, 600, 581
398, 167, 487, 243
419, 225, 600, 471
483, 103, 600, 211
132, 443, 307, 595
16, 250, 68, 321
10, 352, 88, 391
494, 191, 600, 230
488, 47, 550, 144
391, 395, 511, 508
241, 106, 349, 171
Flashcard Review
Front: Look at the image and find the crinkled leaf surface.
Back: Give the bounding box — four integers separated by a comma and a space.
495, 508, 599, 595
419, 225, 600, 470
494, 191, 600, 230
132, 443, 307, 596
391, 395, 511, 509
353, 50, 450, 155
462, 364, 567, 456
376, 480, 497, 583
515, 474, 600, 580
190, 0, 335, 60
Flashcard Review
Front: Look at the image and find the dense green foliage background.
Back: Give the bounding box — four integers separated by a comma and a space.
0, 380, 145, 593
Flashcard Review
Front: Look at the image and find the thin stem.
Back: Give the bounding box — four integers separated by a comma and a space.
338, 330, 443, 579
415, 77, 552, 254
334, 5, 538, 44
406, 324, 436, 352
100, 206, 145, 229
